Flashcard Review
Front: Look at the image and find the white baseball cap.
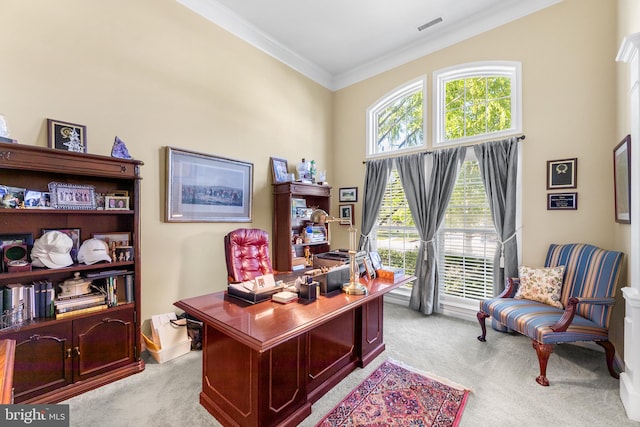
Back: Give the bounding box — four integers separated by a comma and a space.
31, 231, 74, 269
78, 238, 112, 265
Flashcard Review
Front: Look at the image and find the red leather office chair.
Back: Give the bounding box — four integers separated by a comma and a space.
224, 228, 274, 283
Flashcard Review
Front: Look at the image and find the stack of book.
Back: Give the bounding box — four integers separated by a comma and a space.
0, 281, 55, 329
54, 290, 107, 319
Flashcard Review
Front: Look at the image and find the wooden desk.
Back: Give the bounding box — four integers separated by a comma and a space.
174, 275, 414, 427
0, 339, 15, 404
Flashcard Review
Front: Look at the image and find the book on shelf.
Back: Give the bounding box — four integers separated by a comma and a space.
55, 304, 108, 319
54, 292, 106, 310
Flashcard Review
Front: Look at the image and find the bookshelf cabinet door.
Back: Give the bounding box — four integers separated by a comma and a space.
5, 322, 73, 403
73, 307, 135, 382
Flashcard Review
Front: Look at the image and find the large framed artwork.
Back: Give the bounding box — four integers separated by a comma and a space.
165, 147, 253, 222
613, 135, 631, 224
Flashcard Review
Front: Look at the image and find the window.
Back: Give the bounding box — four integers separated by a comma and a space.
366, 78, 425, 158
434, 62, 521, 146
437, 152, 497, 306
372, 169, 418, 277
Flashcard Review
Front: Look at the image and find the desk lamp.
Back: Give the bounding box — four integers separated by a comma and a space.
310, 209, 368, 295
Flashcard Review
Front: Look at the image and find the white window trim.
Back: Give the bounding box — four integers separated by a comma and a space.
366, 76, 427, 159
433, 61, 522, 147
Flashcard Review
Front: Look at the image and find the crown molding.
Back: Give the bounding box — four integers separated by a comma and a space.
178, 0, 562, 91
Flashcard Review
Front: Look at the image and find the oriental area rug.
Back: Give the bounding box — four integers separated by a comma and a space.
316, 359, 470, 427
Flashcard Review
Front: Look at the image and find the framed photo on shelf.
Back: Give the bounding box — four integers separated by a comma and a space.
41, 228, 81, 262
47, 118, 87, 153
339, 187, 358, 202
105, 195, 129, 210
48, 182, 96, 210
91, 232, 131, 248
339, 203, 354, 225
547, 193, 578, 210
614, 134, 631, 224
165, 146, 253, 222
547, 158, 577, 189
270, 157, 291, 184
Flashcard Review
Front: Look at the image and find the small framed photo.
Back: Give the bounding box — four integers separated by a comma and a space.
614, 135, 631, 224
547, 158, 577, 189
47, 118, 87, 153
0, 185, 25, 209
92, 232, 132, 261
364, 256, 376, 279
105, 195, 129, 210
24, 190, 43, 208
42, 228, 81, 262
369, 251, 382, 271
48, 182, 96, 210
270, 157, 291, 184
339, 187, 358, 202
339, 203, 354, 225
547, 193, 578, 210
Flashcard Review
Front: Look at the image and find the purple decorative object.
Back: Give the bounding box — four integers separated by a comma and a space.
111, 136, 132, 159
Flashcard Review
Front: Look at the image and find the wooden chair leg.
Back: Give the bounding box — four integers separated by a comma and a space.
477, 311, 489, 342
595, 340, 620, 379
532, 340, 554, 386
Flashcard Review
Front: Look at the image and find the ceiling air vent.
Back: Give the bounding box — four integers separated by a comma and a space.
418, 17, 443, 32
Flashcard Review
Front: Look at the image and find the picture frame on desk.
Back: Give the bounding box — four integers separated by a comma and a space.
165, 146, 253, 223
47, 118, 87, 153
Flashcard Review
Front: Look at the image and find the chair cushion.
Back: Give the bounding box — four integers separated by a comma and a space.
480, 298, 608, 344
515, 265, 564, 309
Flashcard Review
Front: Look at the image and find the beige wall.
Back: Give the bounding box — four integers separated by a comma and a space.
0, 0, 630, 355
0, 0, 333, 320
333, 0, 627, 349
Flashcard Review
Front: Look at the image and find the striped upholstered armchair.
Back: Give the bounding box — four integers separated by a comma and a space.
477, 243, 624, 386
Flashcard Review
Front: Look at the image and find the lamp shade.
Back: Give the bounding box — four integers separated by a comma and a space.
310, 209, 329, 224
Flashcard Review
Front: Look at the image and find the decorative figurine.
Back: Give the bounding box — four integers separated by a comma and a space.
111, 136, 132, 159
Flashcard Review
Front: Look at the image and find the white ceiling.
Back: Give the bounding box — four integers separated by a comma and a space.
177, 0, 562, 91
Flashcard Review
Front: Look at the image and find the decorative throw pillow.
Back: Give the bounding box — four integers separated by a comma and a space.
515, 265, 565, 309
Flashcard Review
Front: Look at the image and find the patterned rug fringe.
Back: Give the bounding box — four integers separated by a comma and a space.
387, 357, 474, 393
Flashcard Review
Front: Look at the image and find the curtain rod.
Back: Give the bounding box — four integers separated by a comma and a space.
362, 134, 526, 164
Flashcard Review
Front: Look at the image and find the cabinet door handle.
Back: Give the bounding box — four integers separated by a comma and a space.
74, 347, 80, 356
29, 335, 41, 341
66, 348, 72, 359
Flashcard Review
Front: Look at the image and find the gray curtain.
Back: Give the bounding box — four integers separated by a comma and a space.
359, 158, 393, 252
473, 137, 519, 297
396, 147, 465, 315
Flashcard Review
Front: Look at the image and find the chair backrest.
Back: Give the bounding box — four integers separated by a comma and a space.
224, 228, 274, 283
545, 243, 623, 328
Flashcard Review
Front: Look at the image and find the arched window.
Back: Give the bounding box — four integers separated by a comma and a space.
366, 77, 426, 158
433, 61, 521, 146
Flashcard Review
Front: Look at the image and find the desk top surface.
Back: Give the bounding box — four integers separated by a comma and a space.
174, 275, 415, 352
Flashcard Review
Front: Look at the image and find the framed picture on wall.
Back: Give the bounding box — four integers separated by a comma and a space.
165, 146, 253, 222
547, 158, 577, 189
613, 135, 631, 224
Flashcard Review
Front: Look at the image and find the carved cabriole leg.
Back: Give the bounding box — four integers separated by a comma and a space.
477, 311, 490, 342
532, 340, 553, 386
595, 340, 620, 379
